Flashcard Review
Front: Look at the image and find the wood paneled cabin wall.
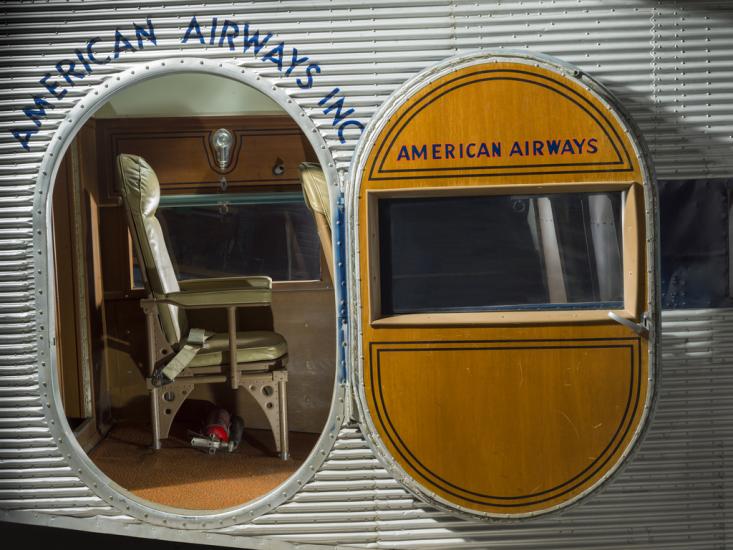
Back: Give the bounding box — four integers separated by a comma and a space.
95, 115, 318, 202
52, 120, 111, 450
53, 155, 84, 419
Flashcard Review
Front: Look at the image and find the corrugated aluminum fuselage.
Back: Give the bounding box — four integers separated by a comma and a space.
0, 1, 731, 548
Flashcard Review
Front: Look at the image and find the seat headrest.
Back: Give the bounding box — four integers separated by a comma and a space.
116, 153, 161, 217
298, 162, 331, 228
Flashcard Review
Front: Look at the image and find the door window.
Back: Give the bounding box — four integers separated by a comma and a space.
377, 191, 623, 316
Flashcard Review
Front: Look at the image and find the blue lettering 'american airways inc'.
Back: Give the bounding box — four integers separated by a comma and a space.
11, 16, 364, 151
396, 138, 599, 161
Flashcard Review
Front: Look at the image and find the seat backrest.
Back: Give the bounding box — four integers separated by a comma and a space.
116, 154, 188, 345
298, 162, 334, 279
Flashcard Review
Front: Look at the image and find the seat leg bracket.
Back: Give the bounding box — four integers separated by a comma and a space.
240, 370, 289, 460
149, 380, 195, 449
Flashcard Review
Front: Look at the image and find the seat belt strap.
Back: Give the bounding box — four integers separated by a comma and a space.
160, 329, 213, 381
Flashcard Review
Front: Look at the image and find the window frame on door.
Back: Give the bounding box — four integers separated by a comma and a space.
366, 181, 643, 327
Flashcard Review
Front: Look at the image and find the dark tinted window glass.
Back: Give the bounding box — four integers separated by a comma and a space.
135, 192, 321, 284
378, 192, 623, 315
658, 179, 731, 309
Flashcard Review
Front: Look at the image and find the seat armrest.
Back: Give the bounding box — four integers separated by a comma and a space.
179, 276, 272, 292
159, 287, 272, 308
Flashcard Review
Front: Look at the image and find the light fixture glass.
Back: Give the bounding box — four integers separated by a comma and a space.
211, 128, 235, 172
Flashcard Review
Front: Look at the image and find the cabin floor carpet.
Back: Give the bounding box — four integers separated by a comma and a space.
88, 421, 319, 510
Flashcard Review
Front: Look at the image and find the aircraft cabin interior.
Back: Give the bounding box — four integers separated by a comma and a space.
50, 73, 336, 510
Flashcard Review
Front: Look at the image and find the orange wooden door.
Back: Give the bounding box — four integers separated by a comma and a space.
351, 54, 656, 517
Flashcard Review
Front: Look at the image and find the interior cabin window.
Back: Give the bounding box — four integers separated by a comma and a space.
377, 191, 624, 316
132, 191, 321, 286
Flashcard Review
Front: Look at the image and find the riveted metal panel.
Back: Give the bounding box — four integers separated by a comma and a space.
0, 1, 731, 548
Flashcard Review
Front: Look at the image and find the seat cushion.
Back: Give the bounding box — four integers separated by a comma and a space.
188, 330, 287, 368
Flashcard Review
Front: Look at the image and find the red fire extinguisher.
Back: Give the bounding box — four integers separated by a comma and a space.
204, 407, 231, 443
190, 407, 245, 454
